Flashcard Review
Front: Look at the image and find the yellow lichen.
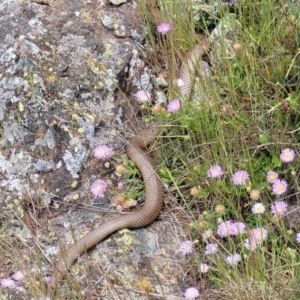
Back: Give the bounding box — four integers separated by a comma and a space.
63, 127, 73, 138
46, 74, 56, 83
18, 102, 24, 112
102, 44, 112, 57
71, 181, 78, 188
72, 194, 79, 200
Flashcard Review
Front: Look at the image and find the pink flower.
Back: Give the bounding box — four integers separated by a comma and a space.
90, 179, 107, 197
43, 276, 52, 283
93, 145, 113, 160
198, 263, 210, 273
271, 200, 288, 216
249, 189, 260, 200
1, 278, 15, 289
207, 165, 223, 178
296, 232, 300, 244
205, 243, 218, 255
179, 240, 194, 255
280, 148, 295, 163
225, 253, 241, 265
272, 179, 288, 195
251, 203, 265, 214
266, 171, 278, 183
184, 287, 199, 300
232, 170, 249, 186
217, 221, 233, 238
157, 23, 172, 35
231, 222, 246, 235
174, 78, 184, 87
117, 182, 124, 189
13, 270, 25, 281
251, 228, 267, 243
167, 99, 180, 113
244, 238, 257, 251
135, 90, 151, 103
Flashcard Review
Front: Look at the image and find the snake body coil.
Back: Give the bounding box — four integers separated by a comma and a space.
50, 35, 210, 287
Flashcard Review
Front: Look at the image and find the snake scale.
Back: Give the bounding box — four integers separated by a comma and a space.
50, 35, 210, 288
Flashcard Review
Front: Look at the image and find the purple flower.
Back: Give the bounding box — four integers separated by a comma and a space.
231, 222, 246, 235
251, 228, 267, 243
272, 179, 288, 195
43, 276, 52, 283
157, 23, 172, 35
184, 287, 200, 300
271, 200, 288, 216
90, 179, 107, 197
1, 278, 16, 289
225, 253, 241, 265
135, 90, 151, 103
179, 240, 194, 255
249, 189, 260, 200
266, 171, 278, 183
244, 238, 257, 251
93, 145, 113, 160
296, 232, 300, 244
205, 243, 218, 255
217, 221, 233, 238
117, 182, 124, 189
167, 99, 180, 113
251, 203, 265, 214
280, 148, 295, 163
13, 270, 25, 281
207, 165, 223, 178
198, 263, 210, 273
232, 170, 249, 186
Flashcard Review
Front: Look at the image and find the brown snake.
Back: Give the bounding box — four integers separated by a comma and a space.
50, 35, 210, 288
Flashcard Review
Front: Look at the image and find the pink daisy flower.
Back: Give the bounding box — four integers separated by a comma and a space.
225, 253, 241, 265
1, 278, 15, 289
205, 243, 218, 255
198, 263, 210, 273
251, 227, 267, 243
93, 145, 113, 160
13, 270, 26, 281
244, 238, 257, 251
167, 99, 180, 113
266, 171, 278, 183
232, 170, 249, 186
135, 90, 151, 103
271, 200, 288, 216
217, 220, 233, 238
90, 179, 107, 197
157, 23, 172, 35
280, 148, 295, 163
207, 165, 223, 178
272, 179, 288, 195
249, 189, 260, 200
179, 240, 194, 255
251, 203, 265, 214
231, 222, 246, 235
184, 287, 199, 300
